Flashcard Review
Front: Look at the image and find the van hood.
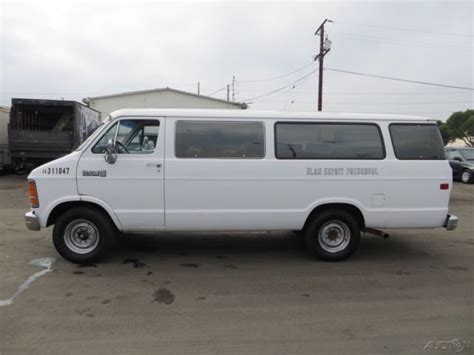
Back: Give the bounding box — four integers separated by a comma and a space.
28, 151, 82, 180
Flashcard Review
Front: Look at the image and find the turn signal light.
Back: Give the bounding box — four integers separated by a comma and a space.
440, 183, 449, 190
28, 180, 40, 208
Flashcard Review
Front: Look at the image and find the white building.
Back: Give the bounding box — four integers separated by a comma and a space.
445, 138, 472, 148
83, 87, 246, 116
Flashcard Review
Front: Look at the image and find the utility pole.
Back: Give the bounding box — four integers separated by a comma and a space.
314, 19, 332, 111
197, 82, 200, 95
232, 76, 235, 102
226, 84, 230, 101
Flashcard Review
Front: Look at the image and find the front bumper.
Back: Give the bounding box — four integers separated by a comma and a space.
25, 211, 40, 231
444, 214, 458, 231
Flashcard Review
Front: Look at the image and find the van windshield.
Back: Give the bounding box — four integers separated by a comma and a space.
460, 149, 474, 161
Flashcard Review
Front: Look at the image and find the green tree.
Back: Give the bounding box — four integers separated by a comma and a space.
442, 109, 474, 147
437, 120, 450, 146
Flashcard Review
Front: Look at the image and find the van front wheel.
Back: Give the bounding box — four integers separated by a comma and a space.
304, 209, 360, 261
53, 207, 115, 264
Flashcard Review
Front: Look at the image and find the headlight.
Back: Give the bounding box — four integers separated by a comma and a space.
27, 180, 40, 208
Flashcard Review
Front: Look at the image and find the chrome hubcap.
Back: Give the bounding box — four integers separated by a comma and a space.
64, 219, 99, 254
461, 171, 470, 183
318, 220, 351, 253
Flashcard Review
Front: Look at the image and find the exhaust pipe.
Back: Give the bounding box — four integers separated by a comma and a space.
363, 227, 389, 239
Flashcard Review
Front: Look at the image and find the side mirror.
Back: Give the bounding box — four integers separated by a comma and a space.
104, 139, 117, 164
453, 157, 462, 162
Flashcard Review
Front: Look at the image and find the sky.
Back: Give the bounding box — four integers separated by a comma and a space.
0, 0, 473, 120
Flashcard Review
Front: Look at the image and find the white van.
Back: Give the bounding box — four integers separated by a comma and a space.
25, 109, 458, 263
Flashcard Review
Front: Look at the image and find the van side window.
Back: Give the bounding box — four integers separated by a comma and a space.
175, 121, 265, 158
389, 124, 445, 160
92, 119, 160, 154
275, 123, 385, 159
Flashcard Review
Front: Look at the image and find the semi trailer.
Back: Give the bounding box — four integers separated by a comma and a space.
8, 98, 101, 173
0, 107, 11, 173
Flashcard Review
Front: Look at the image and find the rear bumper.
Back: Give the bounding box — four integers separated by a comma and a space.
444, 214, 458, 231
25, 211, 40, 231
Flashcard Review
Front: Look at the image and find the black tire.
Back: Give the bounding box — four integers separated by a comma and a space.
461, 169, 473, 184
304, 209, 361, 261
53, 207, 116, 264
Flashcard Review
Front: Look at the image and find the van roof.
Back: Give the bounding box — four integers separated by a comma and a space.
108, 108, 436, 122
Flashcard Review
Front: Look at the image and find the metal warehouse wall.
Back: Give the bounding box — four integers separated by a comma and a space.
88, 90, 241, 116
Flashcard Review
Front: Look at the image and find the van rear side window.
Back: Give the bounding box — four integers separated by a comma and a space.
175, 121, 265, 158
389, 124, 445, 160
275, 123, 385, 159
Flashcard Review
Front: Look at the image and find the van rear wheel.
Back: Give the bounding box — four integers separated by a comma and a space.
53, 207, 115, 264
304, 209, 360, 261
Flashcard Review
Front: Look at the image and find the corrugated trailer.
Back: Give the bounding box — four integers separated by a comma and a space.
8, 98, 101, 173
0, 106, 11, 172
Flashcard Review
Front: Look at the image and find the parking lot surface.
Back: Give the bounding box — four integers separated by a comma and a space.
0, 175, 472, 354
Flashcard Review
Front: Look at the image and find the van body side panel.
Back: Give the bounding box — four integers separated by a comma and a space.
165, 159, 309, 230
165, 117, 299, 230
165, 160, 450, 230
164, 118, 451, 231
370, 122, 451, 228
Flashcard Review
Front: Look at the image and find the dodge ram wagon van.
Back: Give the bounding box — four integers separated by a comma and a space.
25, 109, 458, 263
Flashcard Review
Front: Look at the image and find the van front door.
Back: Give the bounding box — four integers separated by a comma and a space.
77, 118, 165, 230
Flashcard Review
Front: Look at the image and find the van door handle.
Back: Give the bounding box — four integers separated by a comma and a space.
146, 163, 162, 168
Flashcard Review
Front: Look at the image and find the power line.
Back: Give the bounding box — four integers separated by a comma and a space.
334, 20, 473, 38
237, 62, 315, 83
325, 100, 473, 105
207, 86, 227, 96
234, 88, 472, 95
324, 91, 472, 96
325, 68, 474, 91
244, 68, 318, 102
252, 83, 304, 106
253, 99, 472, 105
331, 32, 472, 52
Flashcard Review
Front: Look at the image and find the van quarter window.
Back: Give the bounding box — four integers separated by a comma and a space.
175, 121, 265, 158
389, 124, 445, 160
275, 123, 385, 159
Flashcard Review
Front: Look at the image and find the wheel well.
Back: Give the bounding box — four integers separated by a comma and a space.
303, 203, 365, 231
47, 201, 116, 227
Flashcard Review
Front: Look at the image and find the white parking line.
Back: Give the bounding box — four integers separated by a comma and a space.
0, 257, 57, 307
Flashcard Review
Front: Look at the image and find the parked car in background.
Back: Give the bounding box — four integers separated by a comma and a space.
445, 147, 474, 183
